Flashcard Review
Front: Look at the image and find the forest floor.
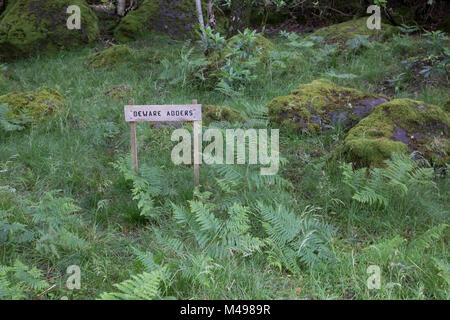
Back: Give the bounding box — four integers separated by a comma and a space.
0, 29, 449, 300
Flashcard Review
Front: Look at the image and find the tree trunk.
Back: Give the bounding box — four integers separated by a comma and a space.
195, 0, 206, 43
116, 0, 126, 16
228, 0, 252, 37
206, 0, 215, 30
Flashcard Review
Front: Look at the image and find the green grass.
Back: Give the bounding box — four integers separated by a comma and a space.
0, 31, 448, 300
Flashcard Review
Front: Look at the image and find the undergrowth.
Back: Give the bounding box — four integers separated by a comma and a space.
0, 28, 448, 300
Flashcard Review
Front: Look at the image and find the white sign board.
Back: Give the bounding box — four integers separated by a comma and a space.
124, 101, 202, 187
124, 104, 202, 122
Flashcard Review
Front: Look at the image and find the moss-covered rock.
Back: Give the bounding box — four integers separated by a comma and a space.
0, 87, 64, 122
309, 17, 397, 47
343, 99, 450, 167
0, 0, 99, 60
114, 0, 223, 42
113, 0, 159, 43
267, 79, 388, 134
202, 105, 243, 126
84, 45, 132, 69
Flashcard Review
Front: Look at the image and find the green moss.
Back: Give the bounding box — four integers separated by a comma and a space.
309, 17, 397, 47
202, 105, 243, 126
0, 87, 64, 121
0, 0, 99, 60
85, 45, 132, 69
114, 0, 159, 43
344, 99, 450, 167
267, 78, 388, 134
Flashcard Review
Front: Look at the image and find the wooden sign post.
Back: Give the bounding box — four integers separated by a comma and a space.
124, 100, 202, 187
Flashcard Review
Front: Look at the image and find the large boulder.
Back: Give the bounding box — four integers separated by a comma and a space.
0, 0, 99, 60
343, 99, 450, 167
267, 79, 388, 134
0, 87, 64, 122
114, 0, 223, 43
309, 17, 397, 48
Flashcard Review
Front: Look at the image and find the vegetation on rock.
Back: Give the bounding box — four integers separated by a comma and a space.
84, 45, 132, 69
0, 1, 449, 301
309, 17, 397, 48
202, 105, 243, 126
0, 87, 63, 123
343, 99, 450, 167
114, 0, 211, 42
113, 0, 160, 43
267, 79, 388, 134
0, 0, 99, 60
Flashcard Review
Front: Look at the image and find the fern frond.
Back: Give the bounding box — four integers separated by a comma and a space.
99, 267, 167, 300
257, 203, 334, 270
432, 258, 450, 286
0, 261, 49, 300
366, 235, 406, 265
257, 203, 300, 246
342, 153, 437, 209
407, 224, 448, 256
133, 248, 159, 272
190, 201, 222, 234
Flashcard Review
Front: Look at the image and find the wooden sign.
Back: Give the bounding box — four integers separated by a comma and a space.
125, 100, 202, 187
124, 104, 202, 122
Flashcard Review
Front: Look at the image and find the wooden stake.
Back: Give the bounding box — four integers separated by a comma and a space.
129, 100, 138, 174
192, 99, 201, 187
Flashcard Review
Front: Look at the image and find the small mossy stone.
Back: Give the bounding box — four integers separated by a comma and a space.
0, 0, 99, 60
202, 105, 243, 126
85, 45, 132, 69
0, 87, 64, 122
343, 99, 450, 167
309, 17, 397, 47
267, 78, 388, 134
